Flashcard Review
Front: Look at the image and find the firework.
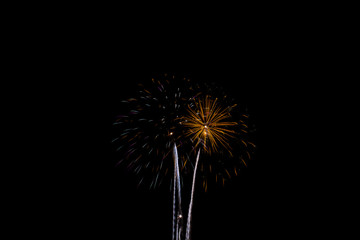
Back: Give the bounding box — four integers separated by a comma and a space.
182, 93, 255, 191
183, 95, 238, 154
183, 93, 255, 240
113, 75, 255, 189
112, 73, 199, 189
113, 73, 204, 240
112, 74, 256, 240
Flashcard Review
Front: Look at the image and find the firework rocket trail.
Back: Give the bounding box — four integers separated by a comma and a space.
175, 145, 183, 240
172, 153, 176, 240
185, 149, 201, 240
173, 144, 183, 240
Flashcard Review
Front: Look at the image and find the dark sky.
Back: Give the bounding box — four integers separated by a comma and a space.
36, 21, 333, 239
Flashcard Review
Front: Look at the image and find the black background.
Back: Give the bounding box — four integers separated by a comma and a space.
26, 15, 338, 239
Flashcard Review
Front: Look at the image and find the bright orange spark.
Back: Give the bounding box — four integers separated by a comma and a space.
183, 95, 238, 154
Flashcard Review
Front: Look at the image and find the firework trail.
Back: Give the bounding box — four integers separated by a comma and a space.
172, 148, 177, 240
185, 149, 200, 240
173, 144, 183, 240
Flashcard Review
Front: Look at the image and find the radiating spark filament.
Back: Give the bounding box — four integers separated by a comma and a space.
183, 95, 238, 154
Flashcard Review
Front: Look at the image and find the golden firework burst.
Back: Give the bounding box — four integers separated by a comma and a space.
183, 95, 238, 154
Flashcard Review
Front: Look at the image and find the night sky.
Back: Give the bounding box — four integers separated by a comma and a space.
36, 23, 333, 239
